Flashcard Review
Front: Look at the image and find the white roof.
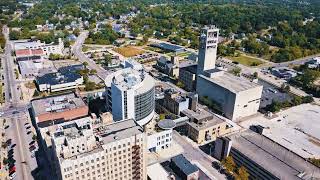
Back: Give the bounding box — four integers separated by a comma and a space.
147, 163, 170, 180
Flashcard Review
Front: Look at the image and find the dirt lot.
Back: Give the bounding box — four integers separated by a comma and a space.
114, 46, 145, 57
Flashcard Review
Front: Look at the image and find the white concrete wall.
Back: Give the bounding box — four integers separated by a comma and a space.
147, 129, 172, 152
232, 86, 263, 120
197, 76, 236, 120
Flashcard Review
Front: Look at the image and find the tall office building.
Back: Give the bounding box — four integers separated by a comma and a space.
197, 25, 219, 75
52, 119, 147, 180
105, 60, 155, 126
196, 25, 262, 121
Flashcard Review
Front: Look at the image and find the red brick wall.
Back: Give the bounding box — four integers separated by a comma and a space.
37, 106, 89, 123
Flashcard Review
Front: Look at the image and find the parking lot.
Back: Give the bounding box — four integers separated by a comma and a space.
259, 80, 293, 108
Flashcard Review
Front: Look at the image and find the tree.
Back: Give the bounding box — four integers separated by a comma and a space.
231, 67, 242, 76
82, 62, 89, 68
176, 81, 184, 88
280, 83, 290, 93
89, 69, 97, 75
235, 166, 250, 180
221, 156, 236, 174
292, 96, 302, 106
302, 96, 314, 103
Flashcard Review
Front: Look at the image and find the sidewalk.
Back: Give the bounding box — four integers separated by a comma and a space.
0, 118, 9, 180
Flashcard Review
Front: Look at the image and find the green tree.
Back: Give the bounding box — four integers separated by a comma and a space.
292, 96, 302, 106
231, 67, 242, 76
176, 81, 184, 88
280, 83, 290, 93
82, 62, 89, 68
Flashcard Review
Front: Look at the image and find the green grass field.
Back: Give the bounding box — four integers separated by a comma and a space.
227, 55, 264, 66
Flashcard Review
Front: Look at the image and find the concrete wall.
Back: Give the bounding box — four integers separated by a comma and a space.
197, 76, 236, 119
197, 76, 262, 121
147, 129, 172, 152
232, 86, 263, 120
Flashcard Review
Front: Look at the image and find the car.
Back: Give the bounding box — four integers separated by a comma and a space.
27, 131, 31, 135
12, 111, 19, 115
8, 158, 16, 164
29, 145, 36, 152
5, 125, 9, 129
9, 166, 16, 174
24, 122, 29, 126
6, 139, 12, 146
29, 141, 35, 145
8, 149, 14, 155
8, 153, 14, 159
9, 172, 16, 179
26, 126, 31, 129
11, 144, 16, 148
31, 152, 35, 158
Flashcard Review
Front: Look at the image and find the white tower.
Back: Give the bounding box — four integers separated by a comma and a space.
197, 25, 219, 75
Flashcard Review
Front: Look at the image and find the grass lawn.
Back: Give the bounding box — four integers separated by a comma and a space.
114, 46, 145, 57
227, 55, 264, 66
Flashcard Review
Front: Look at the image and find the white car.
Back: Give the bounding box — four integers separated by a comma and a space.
9, 172, 16, 179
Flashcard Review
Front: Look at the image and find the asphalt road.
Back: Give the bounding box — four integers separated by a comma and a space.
1, 25, 36, 180
172, 131, 227, 180
72, 31, 111, 79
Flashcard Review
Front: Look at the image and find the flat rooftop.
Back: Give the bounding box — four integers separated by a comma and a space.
151, 43, 185, 52
199, 70, 261, 93
147, 163, 170, 180
97, 119, 143, 144
32, 93, 86, 117
229, 130, 320, 179
240, 103, 320, 159
182, 108, 225, 130
171, 154, 198, 176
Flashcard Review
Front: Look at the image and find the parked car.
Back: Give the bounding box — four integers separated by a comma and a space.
9, 172, 16, 179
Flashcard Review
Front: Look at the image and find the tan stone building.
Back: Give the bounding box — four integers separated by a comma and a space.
52, 119, 147, 180
182, 108, 231, 144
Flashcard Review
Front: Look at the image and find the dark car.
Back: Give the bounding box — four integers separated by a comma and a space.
5, 125, 9, 129
27, 131, 31, 135
29, 145, 36, 152
26, 126, 31, 129
8, 149, 14, 155
6, 139, 12, 146
11, 144, 16, 148
29, 141, 35, 145
212, 161, 221, 170
24, 122, 29, 126
12, 111, 19, 114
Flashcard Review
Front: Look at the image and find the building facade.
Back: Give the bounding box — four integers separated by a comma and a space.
105, 61, 155, 126
197, 25, 219, 75
36, 65, 84, 92
14, 38, 64, 56
31, 93, 89, 127
163, 89, 189, 115
195, 25, 263, 121
178, 64, 197, 92
197, 72, 262, 121
52, 119, 147, 180
182, 108, 231, 144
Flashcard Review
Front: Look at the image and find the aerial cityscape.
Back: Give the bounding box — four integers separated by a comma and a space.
1, 0, 320, 180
